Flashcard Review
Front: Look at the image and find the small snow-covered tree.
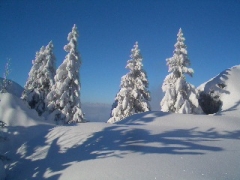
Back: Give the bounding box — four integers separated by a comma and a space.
108, 42, 151, 123
22, 41, 56, 115
160, 28, 202, 114
45, 24, 84, 124
0, 59, 11, 93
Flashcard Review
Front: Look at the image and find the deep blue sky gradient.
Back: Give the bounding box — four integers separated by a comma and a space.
0, 0, 240, 103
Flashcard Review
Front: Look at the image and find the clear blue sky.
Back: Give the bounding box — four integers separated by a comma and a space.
0, 0, 240, 104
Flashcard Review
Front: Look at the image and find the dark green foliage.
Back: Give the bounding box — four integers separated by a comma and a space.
199, 91, 222, 114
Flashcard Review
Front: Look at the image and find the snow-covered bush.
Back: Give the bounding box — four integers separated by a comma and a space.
45, 24, 84, 124
199, 91, 222, 114
108, 42, 151, 123
22, 41, 56, 115
160, 28, 202, 114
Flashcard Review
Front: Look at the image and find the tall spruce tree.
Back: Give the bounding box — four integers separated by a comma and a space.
45, 24, 84, 124
160, 28, 202, 114
108, 42, 151, 123
22, 41, 56, 115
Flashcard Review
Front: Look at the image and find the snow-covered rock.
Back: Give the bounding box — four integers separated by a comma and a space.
198, 65, 240, 117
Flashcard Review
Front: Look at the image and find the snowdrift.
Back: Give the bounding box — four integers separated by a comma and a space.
0, 93, 50, 127
2, 111, 240, 180
198, 65, 240, 117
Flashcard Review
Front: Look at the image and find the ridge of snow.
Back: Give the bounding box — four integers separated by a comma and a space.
198, 65, 240, 117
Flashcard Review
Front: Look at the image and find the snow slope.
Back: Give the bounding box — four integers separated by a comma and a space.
0, 92, 54, 180
2, 110, 240, 180
0, 93, 50, 127
0, 78, 24, 98
198, 65, 240, 117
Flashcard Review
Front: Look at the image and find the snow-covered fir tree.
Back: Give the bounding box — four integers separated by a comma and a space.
45, 24, 84, 124
0, 59, 11, 93
160, 28, 202, 114
108, 42, 151, 123
22, 41, 56, 115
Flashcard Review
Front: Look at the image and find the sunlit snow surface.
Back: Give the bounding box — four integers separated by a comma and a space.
0, 65, 240, 180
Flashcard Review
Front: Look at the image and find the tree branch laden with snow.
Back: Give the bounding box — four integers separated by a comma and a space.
0, 59, 12, 93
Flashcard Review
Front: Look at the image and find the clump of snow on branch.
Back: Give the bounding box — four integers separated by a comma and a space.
108, 42, 151, 123
160, 28, 202, 114
22, 41, 56, 115
45, 24, 84, 124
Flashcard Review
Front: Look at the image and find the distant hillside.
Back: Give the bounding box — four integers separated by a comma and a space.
198, 65, 240, 117
0, 78, 24, 98
82, 102, 111, 122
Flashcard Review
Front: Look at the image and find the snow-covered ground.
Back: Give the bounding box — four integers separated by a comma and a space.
0, 65, 240, 180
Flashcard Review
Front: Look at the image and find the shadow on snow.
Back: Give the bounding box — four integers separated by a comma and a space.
4, 114, 240, 180
221, 100, 240, 113
116, 111, 169, 125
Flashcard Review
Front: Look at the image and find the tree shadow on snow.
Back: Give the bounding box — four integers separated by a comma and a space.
5, 121, 240, 180
116, 111, 169, 125
220, 100, 240, 113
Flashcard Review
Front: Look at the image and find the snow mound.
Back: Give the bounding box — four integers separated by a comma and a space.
0, 93, 51, 126
198, 65, 240, 117
4, 111, 240, 180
